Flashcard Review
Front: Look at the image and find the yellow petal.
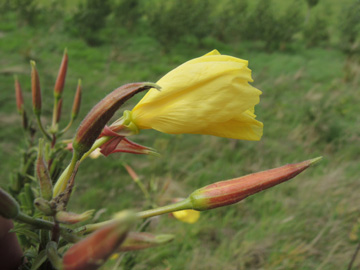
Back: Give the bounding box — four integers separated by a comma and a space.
130, 50, 263, 140
172, 209, 200, 224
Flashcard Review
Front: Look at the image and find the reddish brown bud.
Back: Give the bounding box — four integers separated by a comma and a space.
189, 157, 322, 210
62, 211, 136, 270
119, 232, 174, 252
31, 61, 42, 115
73, 82, 159, 157
54, 49, 68, 98
71, 79, 82, 120
14, 76, 24, 114
0, 188, 20, 219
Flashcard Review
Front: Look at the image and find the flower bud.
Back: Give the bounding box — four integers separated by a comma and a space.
73, 82, 159, 157
14, 76, 24, 114
118, 232, 174, 252
34, 197, 54, 216
55, 210, 94, 224
62, 211, 136, 270
189, 157, 322, 211
54, 48, 68, 98
0, 188, 20, 219
71, 79, 82, 120
31, 61, 42, 116
36, 139, 53, 200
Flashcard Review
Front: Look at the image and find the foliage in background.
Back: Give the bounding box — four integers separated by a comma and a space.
68, 0, 112, 46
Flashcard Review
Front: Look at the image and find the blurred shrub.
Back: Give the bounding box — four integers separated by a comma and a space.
14, 0, 39, 26
147, 0, 213, 51
212, 0, 248, 42
69, 0, 112, 46
303, 12, 329, 47
338, 0, 360, 55
243, 0, 303, 51
112, 0, 142, 31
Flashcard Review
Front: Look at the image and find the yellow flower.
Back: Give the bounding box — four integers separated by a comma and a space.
126, 50, 263, 140
172, 209, 200, 224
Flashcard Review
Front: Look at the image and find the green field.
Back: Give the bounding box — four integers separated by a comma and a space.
1, 1, 360, 269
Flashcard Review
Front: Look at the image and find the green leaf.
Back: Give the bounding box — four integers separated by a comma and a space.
31, 250, 47, 270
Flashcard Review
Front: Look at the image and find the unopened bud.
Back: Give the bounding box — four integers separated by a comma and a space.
54, 48, 68, 98
189, 157, 322, 211
0, 188, 20, 219
71, 79, 82, 120
34, 198, 54, 215
119, 232, 174, 252
14, 76, 24, 114
30, 61, 42, 115
36, 139, 53, 200
55, 210, 94, 224
73, 82, 159, 157
62, 211, 136, 270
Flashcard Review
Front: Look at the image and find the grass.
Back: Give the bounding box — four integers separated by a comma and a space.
1, 4, 360, 270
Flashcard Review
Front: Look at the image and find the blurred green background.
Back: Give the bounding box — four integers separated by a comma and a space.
1, 0, 360, 269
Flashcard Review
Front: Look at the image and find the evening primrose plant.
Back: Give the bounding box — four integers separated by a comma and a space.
0, 50, 321, 269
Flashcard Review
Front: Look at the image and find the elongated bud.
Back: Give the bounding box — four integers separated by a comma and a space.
62, 211, 136, 270
189, 157, 322, 211
73, 82, 159, 157
14, 76, 24, 114
34, 197, 54, 215
31, 61, 42, 115
119, 232, 174, 252
36, 139, 53, 200
0, 188, 20, 219
55, 210, 94, 224
54, 49, 68, 98
71, 79, 82, 120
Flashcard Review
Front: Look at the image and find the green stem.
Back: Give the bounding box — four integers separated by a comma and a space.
137, 198, 193, 219
58, 118, 73, 136
80, 136, 111, 161
36, 115, 52, 141
16, 212, 55, 230
53, 152, 79, 197
52, 136, 112, 197
16, 212, 77, 242
75, 198, 193, 235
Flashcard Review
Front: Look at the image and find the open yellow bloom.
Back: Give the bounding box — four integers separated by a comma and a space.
126, 50, 263, 140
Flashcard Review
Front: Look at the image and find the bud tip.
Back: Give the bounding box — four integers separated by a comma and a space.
309, 156, 323, 167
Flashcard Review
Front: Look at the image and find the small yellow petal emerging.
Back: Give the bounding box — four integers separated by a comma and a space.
129, 50, 263, 141
172, 209, 200, 224
89, 148, 102, 159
